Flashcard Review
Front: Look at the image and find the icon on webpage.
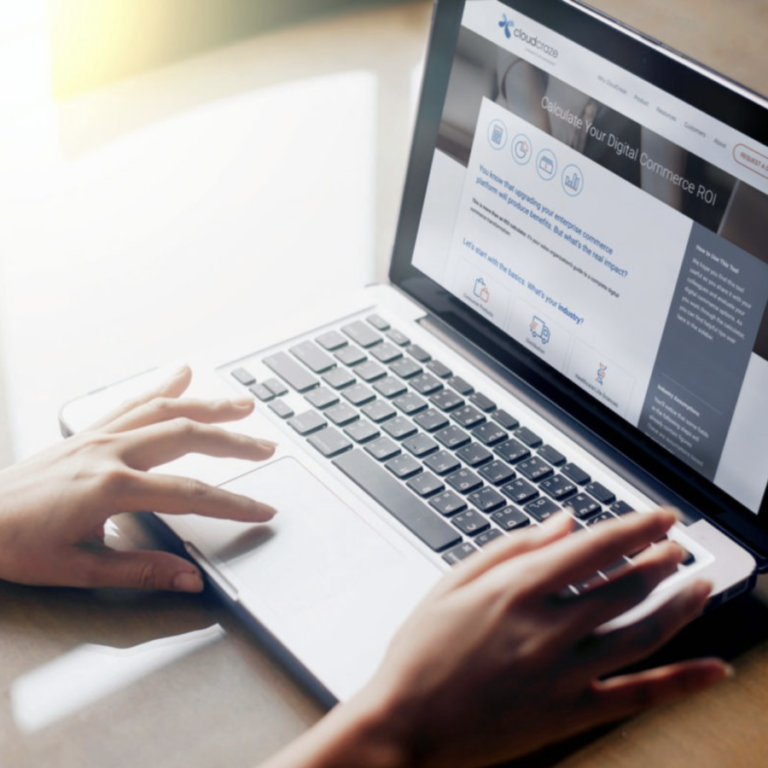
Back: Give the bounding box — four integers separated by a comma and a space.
536, 149, 557, 180
488, 120, 508, 150
562, 164, 584, 197
512, 134, 532, 165
530, 316, 551, 345
474, 277, 490, 303
596, 363, 608, 386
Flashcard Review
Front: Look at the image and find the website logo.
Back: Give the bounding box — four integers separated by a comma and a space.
596, 363, 608, 387
499, 13, 515, 39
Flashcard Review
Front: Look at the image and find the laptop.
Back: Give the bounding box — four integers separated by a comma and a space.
60, 0, 768, 706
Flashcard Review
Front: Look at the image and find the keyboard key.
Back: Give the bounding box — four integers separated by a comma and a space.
468, 486, 506, 513
610, 501, 635, 516
390, 358, 423, 379
342, 321, 382, 348
414, 409, 449, 433
475, 528, 504, 547
371, 343, 404, 364
308, 427, 353, 458
472, 423, 507, 447
344, 420, 380, 444
289, 341, 336, 373
402, 434, 439, 458
323, 367, 356, 390
427, 360, 453, 379
515, 427, 543, 448
587, 511, 616, 527
492, 506, 531, 531
356, 361, 387, 382
585, 482, 616, 505
502, 479, 539, 505
469, 392, 497, 412
452, 510, 490, 536
264, 352, 319, 393
385, 454, 422, 480
393, 392, 429, 416
382, 417, 418, 441
540, 476, 578, 501
446, 469, 483, 494
430, 390, 464, 412
478, 460, 515, 486
448, 376, 474, 396
492, 409, 520, 430
525, 497, 561, 522
231, 367, 256, 386
335, 346, 367, 367
333, 450, 461, 552
361, 400, 397, 424
326, 403, 359, 427
430, 490, 468, 517
249, 383, 274, 402
538, 445, 567, 467
407, 472, 445, 498
456, 442, 493, 468
517, 457, 554, 483
565, 493, 602, 520
562, 463, 591, 485
435, 425, 471, 450
268, 400, 294, 419
365, 437, 401, 461
373, 377, 407, 399
316, 331, 348, 351
387, 329, 411, 346
451, 405, 486, 430
407, 344, 431, 363
343, 383, 376, 407
288, 410, 327, 436
410, 373, 443, 396
305, 387, 340, 410
264, 378, 289, 397
494, 439, 530, 464
366, 314, 390, 331
424, 450, 462, 476
442, 542, 478, 566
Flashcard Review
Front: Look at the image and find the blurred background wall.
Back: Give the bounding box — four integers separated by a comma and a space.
48, 0, 418, 97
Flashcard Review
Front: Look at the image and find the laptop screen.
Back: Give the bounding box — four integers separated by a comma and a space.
394, 0, 768, 531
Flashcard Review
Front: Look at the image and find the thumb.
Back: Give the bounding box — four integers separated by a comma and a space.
71, 549, 204, 592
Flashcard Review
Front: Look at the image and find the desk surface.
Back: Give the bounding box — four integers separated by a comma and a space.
0, 2, 767, 767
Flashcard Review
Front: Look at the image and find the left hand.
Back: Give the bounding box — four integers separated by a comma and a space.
0, 366, 276, 592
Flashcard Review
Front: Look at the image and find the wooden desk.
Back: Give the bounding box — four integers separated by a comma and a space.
0, 2, 766, 767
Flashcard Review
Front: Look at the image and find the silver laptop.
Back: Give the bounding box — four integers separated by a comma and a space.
61, 0, 768, 706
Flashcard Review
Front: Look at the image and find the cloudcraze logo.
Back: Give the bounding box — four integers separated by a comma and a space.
500, 14, 560, 59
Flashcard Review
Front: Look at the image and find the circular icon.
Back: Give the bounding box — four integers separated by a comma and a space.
512, 134, 532, 165
536, 149, 558, 181
561, 164, 584, 197
488, 119, 508, 150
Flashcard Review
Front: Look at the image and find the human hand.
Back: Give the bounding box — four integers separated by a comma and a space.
310, 511, 727, 768
0, 366, 276, 592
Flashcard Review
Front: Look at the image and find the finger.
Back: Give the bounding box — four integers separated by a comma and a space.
87, 366, 192, 431
588, 658, 730, 723
576, 579, 712, 678
557, 541, 685, 635
525, 509, 678, 594
446, 513, 574, 590
101, 396, 255, 434
122, 471, 277, 522
68, 548, 206, 592
117, 418, 277, 470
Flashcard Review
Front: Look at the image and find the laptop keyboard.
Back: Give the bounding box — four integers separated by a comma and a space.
229, 314, 695, 587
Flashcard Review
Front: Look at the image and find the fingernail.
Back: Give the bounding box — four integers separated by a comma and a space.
232, 398, 254, 408
724, 664, 736, 679
173, 571, 203, 593
172, 365, 190, 379
257, 503, 278, 519
688, 579, 713, 604
257, 439, 278, 451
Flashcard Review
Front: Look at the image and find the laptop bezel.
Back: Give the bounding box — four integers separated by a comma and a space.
388, 0, 768, 566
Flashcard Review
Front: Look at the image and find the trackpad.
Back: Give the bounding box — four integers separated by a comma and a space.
195, 458, 403, 617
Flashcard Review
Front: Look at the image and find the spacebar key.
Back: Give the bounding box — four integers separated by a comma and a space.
333, 450, 462, 552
